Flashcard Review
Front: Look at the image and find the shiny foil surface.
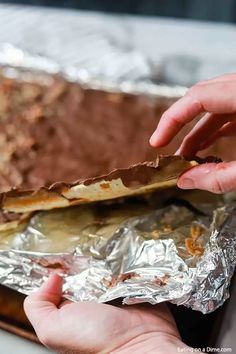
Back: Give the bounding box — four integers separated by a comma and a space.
0, 196, 235, 314
0, 43, 186, 99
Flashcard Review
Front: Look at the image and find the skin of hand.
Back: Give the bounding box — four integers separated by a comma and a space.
24, 273, 187, 354
150, 73, 236, 194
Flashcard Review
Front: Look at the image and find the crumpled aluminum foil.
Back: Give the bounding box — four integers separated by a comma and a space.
0, 200, 236, 314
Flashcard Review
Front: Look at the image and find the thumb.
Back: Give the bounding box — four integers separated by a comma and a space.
24, 273, 63, 332
177, 161, 236, 194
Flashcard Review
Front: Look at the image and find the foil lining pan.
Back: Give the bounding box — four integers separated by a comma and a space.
0, 197, 236, 314
0, 43, 186, 98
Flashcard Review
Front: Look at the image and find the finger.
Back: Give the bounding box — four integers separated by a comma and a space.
198, 73, 236, 85
150, 81, 236, 147
177, 113, 236, 157
199, 121, 236, 150
177, 162, 236, 194
149, 95, 203, 147
24, 273, 63, 331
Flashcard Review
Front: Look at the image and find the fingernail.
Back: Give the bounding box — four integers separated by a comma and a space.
178, 178, 195, 189
174, 148, 181, 156
149, 132, 157, 146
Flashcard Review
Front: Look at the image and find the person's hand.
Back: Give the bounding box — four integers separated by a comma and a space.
150, 73, 236, 194
24, 273, 186, 354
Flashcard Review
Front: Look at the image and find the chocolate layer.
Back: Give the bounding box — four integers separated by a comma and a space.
82, 156, 193, 188
1, 156, 195, 213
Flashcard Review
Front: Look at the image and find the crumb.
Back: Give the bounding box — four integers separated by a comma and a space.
185, 238, 204, 256
163, 225, 172, 232
153, 274, 169, 286
100, 182, 110, 190
185, 224, 205, 256
190, 225, 204, 241
23, 104, 43, 123
104, 272, 140, 288
35, 259, 68, 271
151, 230, 160, 238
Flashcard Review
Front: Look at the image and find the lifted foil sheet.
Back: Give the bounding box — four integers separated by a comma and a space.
0, 197, 235, 314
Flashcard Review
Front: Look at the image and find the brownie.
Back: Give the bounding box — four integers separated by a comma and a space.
0, 73, 173, 193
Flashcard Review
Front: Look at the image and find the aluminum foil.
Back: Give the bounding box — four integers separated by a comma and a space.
0, 198, 235, 314
0, 43, 186, 99
0, 5, 235, 88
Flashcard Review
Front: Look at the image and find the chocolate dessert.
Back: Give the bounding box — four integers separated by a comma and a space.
0, 73, 171, 194
0, 71, 200, 214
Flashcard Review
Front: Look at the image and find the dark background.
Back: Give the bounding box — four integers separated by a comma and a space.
0, 0, 236, 23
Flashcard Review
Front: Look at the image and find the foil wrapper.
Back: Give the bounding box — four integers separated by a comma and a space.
0, 199, 235, 314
